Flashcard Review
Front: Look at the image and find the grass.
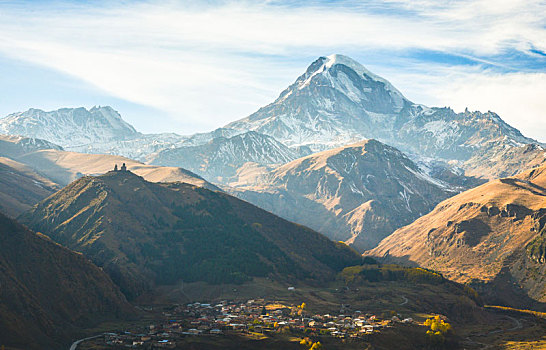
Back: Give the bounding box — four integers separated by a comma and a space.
502, 339, 546, 349
485, 305, 546, 319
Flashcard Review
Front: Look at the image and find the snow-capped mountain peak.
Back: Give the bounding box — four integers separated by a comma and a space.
292, 54, 408, 111
0, 106, 139, 149
89, 105, 137, 133
226, 54, 419, 151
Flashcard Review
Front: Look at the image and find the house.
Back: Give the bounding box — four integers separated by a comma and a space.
362, 325, 374, 333
155, 340, 176, 349
308, 320, 322, 327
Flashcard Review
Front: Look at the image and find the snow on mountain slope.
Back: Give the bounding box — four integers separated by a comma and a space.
0, 106, 138, 148
0, 134, 63, 158
228, 139, 453, 251
225, 54, 421, 151
0, 106, 192, 160
1, 55, 542, 182
149, 131, 310, 183
223, 54, 544, 179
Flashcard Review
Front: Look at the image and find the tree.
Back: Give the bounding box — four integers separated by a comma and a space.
425, 315, 452, 345
310, 342, 322, 350
299, 338, 312, 347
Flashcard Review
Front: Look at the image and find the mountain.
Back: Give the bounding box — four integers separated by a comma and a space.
0, 106, 138, 149
2, 56, 543, 182
15, 148, 219, 190
0, 132, 217, 188
463, 141, 546, 180
149, 131, 310, 183
223, 54, 543, 179
19, 170, 362, 299
226, 54, 417, 151
368, 165, 546, 309
0, 135, 219, 218
0, 106, 191, 161
0, 157, 60, 217
0, 134, 63, 157
228, 139, 453, 251
0, 212, 132, 349
3, 56, 543, 182
0, 135, 64, 216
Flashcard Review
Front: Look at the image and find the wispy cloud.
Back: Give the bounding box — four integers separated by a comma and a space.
0, 0, 544, 137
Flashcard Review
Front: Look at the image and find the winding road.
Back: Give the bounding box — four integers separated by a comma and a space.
464, 315, 525, 349
69, 334, 102, 350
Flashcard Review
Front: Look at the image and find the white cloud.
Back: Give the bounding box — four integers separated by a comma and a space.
376, 63, 546, 141
434, 72, 546, 142
0, 0, 544, 136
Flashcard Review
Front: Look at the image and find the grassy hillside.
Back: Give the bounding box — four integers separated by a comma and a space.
0, 157, 59, 217
369, 165, 546, 309
20, 170, 362, 300
0, 212, 133, 350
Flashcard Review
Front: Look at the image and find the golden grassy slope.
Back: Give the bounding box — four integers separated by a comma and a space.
369, 166, 546, 306
0, 157, 60, 217
16, 149, 218, 189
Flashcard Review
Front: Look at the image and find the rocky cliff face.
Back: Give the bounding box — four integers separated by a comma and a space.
149, 131, 310, 183
368, 166, 546, 308
228, 139, 453, 251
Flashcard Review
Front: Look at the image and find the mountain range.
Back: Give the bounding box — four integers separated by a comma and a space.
1, 53, 546, 349
0, 134, 219, 217
149, 131, 310, 184
2, 55, 544, 186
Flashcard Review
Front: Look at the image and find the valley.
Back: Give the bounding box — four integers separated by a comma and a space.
58, 277, 546, 350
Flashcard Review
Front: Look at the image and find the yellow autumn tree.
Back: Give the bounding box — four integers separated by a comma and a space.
424, 315, 452, 345
310, 341, 322, 350
299, 338, 312, 347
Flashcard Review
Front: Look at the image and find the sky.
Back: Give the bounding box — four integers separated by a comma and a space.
0, 0, 545, 140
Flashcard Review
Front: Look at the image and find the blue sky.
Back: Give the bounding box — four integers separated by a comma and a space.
0, 0, 545, 140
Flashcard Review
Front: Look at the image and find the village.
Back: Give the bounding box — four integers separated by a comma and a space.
92, 297, 416, 349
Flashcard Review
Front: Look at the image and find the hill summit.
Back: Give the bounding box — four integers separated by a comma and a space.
20, 170, 362, 299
